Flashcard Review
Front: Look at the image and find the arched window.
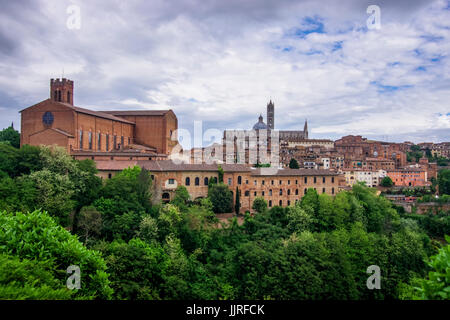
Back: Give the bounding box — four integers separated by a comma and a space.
304, 177, 307, 183
67, 91, 71, 103
279, 200, 282, 206
237, 176, 242, 184
287, 189, 291, 195
245, 191, 250, 196
204, 177, 209, 185
58, 90, 61, 102
295, 189, 299, 195
195, 177, 200, 186
162, 192, 170, 203
185, 177, 190, 186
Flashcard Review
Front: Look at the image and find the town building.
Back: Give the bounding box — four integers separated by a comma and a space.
386, 168, 428, 187
95, 160, 345, 213
20, 78, 178, 160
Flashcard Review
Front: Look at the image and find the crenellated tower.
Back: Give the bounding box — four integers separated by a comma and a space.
50, 78, 74, 105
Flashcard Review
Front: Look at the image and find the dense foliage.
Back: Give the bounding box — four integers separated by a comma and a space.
0, 144, 448, 300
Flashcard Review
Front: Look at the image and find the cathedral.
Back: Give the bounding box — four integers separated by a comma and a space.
252, 100, 309, 140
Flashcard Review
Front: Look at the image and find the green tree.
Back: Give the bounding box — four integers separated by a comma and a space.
252, 197, 267, 214
0, 210, 113, 299
413, 235, 450, 299
208, 183, 233, 213
76, 206, 102, 244
0, 254, 73, 299
18, 169, 75, 226
218, 165, 224, 183
286, 203, 314, 233
289, 158, 300, 169
0, 125, 20, 148
381, 176, 394, 187
97, 238, 168, 299
138, 215, 159, 244
438, 169, 450, 195
171, 185, 190, 211
235, 187, 241, 215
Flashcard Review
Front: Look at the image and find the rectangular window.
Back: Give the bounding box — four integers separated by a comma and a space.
254, 180, 257, 186
314, 177, 317, 183
262, 180, 265, 185
88, 132, 92, 150
168, 179, 175, 184
322, 188, 326, 194
114, 135, 117, 149
304, 177, 307, 183
269, 200, 272, 207
79, 130, 83, 149
332, 177, 335, 183
323, 177, 326, 183
228, 178, 232, 186
97, 133, 101, 151
121, 136, 124, 149
262, 191, 265, 196
106, 134, 109, 151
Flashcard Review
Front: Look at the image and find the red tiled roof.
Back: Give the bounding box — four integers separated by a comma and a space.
103, 110, 172, 116
95, 160, 138, 171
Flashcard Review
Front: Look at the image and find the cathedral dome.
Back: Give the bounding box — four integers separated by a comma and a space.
253, 114, 268, 130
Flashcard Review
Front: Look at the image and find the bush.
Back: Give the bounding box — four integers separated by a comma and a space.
0, 210, 113, 299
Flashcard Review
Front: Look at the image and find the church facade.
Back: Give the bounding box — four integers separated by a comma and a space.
20, 78, 178, 160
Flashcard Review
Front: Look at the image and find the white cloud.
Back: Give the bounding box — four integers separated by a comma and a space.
0, 0, 449, 146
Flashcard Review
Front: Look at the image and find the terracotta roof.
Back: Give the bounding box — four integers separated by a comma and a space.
250, 168, 341, 176
103, 110, 172, 116
20, 99, 136, 125
72, 150, 166, 157
69, 105, 135, 124
138, 160, 220, 172
95, 160, 138, 171
51, 128, 74, 137
28, 127, 75, 138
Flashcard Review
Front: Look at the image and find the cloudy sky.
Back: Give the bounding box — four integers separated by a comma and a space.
0, 0, 449, 149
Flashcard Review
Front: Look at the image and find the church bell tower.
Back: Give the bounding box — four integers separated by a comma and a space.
267, 100, 274, 130
50, 78, 74, 105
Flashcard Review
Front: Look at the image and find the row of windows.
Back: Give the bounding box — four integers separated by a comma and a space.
167, 177, 218, 186
243, 187, 335, 197
235, 176, 335, 185
79, 130, 130, 151
185, 177, 215, 186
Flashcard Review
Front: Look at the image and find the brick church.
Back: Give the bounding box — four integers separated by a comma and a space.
20, 78, 178, 160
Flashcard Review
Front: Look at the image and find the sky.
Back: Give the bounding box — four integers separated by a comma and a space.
0, 0, 449, 149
